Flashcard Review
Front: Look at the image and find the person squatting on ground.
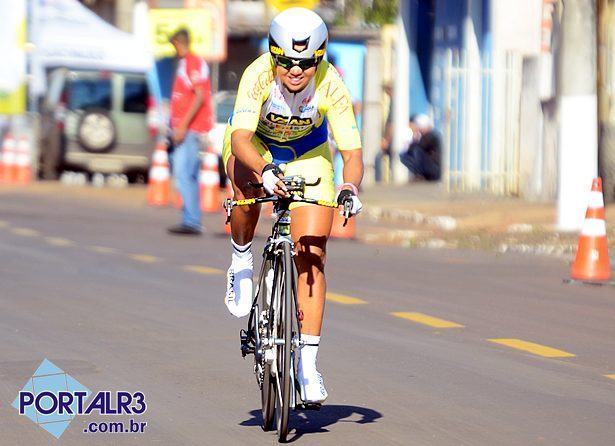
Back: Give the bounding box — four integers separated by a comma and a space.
400, 114, 442, 182
222, 8, 364, 403
167, 29, 214, 235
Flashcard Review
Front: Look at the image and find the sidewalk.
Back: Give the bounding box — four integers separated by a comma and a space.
358, 182, 615, 260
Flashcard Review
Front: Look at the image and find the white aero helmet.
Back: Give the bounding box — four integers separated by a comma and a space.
269, 7, 328, 61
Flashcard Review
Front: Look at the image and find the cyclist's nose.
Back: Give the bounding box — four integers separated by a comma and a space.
289, 65, 303, 76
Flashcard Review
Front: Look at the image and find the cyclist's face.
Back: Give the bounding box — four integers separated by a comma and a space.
276, 64, 317, 93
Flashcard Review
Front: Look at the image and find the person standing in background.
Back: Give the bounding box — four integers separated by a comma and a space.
167, 29, 213, 235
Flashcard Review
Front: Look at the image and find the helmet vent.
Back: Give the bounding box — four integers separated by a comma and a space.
292, 37, 310, 53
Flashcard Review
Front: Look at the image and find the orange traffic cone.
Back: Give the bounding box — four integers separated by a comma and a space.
0, 134, 17, 184
147, 139, 171, 206
0, 136, 7, 182
15, 136, 32, 185
200, 149, 220, 212
570, 178, 611, 282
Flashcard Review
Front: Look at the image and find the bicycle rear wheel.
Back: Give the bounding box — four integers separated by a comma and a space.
275, 242, 294, 442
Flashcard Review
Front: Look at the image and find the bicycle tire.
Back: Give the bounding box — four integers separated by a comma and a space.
260, 258, 276, 432
276, 242, 293, 442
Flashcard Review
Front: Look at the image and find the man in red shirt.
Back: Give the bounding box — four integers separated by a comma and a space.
167, 29, 213, 235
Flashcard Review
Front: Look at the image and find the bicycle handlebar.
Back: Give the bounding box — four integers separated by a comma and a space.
248, 177, 321, 190
227, 196, 338, 209
225, 176, 354, 226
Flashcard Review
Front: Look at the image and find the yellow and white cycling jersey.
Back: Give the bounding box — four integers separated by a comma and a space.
222, 53, 361, 203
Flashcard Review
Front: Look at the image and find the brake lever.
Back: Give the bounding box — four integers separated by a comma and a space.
223, 198, 233, 224
342, 199, 352, 227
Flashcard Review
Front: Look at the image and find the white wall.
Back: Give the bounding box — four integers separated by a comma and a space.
492, 0, 542, 56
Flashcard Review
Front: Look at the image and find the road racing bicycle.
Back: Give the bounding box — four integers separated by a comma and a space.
224, 176, 353, 442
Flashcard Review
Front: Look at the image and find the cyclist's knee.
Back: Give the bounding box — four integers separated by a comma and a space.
295, 236, 327, 272
231, 172, 262, 199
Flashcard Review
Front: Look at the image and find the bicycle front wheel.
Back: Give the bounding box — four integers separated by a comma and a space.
260, 259, 275, 432
275, 242, 294, 442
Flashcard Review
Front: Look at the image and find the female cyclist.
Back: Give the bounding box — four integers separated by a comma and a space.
223, 7, 363, 403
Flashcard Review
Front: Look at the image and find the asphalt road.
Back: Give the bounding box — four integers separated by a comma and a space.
1, 185, 614, 445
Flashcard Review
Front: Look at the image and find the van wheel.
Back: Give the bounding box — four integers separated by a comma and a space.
77, 107, 116, 153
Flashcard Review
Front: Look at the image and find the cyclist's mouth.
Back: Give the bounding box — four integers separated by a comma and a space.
288, 77, 304, 87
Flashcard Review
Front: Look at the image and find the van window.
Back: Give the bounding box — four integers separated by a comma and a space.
216, 94, 237, 123
68, 79, 112, 110
123, 79, 148, 113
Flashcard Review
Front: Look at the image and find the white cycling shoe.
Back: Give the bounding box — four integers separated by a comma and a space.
225, 264, 252, 318
297, 366, 328, 403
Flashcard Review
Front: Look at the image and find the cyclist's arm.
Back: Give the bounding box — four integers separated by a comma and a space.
339, 149, 363, 190
231, 129, 268, 174
230, 56, 273, 175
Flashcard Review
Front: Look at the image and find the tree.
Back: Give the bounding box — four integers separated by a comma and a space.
340, 0, 398, 26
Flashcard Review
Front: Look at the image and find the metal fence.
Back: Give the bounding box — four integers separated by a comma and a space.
432, 48, 523, 195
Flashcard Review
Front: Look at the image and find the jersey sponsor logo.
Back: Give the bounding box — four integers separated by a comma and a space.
321, 80, 352, 113
248, 70, 274, 101
266, 112, 313, 126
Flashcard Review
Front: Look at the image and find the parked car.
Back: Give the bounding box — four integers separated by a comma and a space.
209, 90, 237, 155
39, 68, 154, 180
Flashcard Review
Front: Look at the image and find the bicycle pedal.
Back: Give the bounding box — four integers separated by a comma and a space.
241, 344, 255, 357
239, 329, 255, 357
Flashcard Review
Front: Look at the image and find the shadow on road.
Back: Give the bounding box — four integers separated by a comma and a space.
240, 404, 382, 442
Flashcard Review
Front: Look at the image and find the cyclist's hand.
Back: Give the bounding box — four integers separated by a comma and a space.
337, 186, 363, 216
262, 164, 289, 198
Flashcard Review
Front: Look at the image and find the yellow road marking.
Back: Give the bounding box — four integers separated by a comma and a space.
129, 254, 160, 263
444, 258, 469, 265
604, 374, 615, 380
10, 227, 40, 237
326, 293, 368, 305
391, 312, 464, 328
44, 237, 75, 247
488, 339, 575, 358
183, 265, 224, 275
87, 245, 118, 254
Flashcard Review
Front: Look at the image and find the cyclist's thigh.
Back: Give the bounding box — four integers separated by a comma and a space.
287, 150, 335, 254
283, 153, 335, 209
223, 129, 270, 198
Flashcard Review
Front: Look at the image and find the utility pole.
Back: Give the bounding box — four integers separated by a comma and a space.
392, 0, 410, 184
557, 0, 598, 231
598, 0, 615, 202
